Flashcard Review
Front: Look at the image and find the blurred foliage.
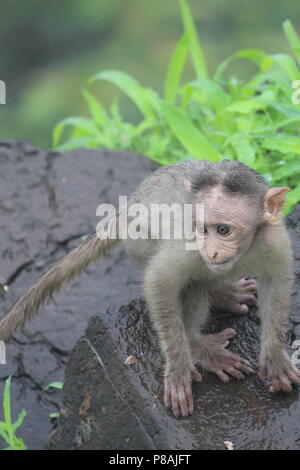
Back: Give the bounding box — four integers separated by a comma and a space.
0, 0, 300, 149
54, 0, 300, 212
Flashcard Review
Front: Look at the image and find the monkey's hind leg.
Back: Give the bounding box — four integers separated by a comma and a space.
182, 283, 255, 383
209, 276, 257, 315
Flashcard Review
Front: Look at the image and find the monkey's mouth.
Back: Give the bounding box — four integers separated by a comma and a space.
209, 259, 233, 272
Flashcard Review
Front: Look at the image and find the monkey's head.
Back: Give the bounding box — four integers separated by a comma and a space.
184, 160, 289, 273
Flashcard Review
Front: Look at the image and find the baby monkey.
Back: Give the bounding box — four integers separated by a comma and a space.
1, 159, 299, 417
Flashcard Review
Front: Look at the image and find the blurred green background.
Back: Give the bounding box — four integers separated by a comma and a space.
0, 0, 299, 150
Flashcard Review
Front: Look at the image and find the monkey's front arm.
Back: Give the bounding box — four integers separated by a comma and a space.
143, 249, 201, 417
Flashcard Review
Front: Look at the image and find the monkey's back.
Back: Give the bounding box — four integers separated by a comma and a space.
130, 160, 211, 205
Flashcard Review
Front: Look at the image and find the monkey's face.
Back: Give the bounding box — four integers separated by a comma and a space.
194, 188, 260, 273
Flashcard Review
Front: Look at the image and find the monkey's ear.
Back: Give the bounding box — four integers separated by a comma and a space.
184, 178, 192, 192
263, 187, 289, 225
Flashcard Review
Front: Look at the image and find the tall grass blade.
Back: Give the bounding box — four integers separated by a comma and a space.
283, 20, 300, 63
164, 34, 188, 104
3, 377, 13, 445
179, 0, 208, 78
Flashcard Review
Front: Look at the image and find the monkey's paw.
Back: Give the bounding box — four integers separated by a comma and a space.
260, 350, 300, 393
164, 368, 202, 418
195, 328, 255, 381
211, 277, 257, 315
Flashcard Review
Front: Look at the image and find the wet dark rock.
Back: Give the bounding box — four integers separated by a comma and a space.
0, 140, 157, 449
46, 314, 169, 450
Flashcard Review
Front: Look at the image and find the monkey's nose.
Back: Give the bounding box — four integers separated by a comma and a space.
208, 251, 218, 262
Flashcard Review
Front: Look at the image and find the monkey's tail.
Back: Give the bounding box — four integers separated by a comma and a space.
0, 214, 120, 342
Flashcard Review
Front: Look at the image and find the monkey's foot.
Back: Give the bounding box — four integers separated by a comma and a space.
210, 277, 257, 315
194, 328, 255, 381
164, 368, 202, 418
260, 350, 300, 393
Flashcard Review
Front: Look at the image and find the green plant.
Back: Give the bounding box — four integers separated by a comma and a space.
53, 0, 300, 213
43, 381, 64, 392
43, 381, 63, 419
0, 377, 27, 450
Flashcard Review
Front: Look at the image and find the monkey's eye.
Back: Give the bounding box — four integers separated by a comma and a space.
216, 225, 231, 236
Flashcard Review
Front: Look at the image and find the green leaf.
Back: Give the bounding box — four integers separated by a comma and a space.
189, 78, 230, 110
53, 117, 102, 147
256, 116, 300, 133
12, 410, 27, 433
283, 20, 300, 63
273, 160, 300, 181
164, 34, 188, 104
161, 101, 221, 161
142, 88, 161, 114
49, 412, 60, 419
134, 117, 156, 136
236, 49, 274, 69
271, 54, 300, 81
226, 100, 265, 114
262, 136, 300, 154
89, 70, 156, 118
179, 0, 208, 78
244, 70, 292, 98
232, 139, 256, 165
215, 48, 273, 81
265, 101, 300, 117
44, 381, 64, 391
81, 88, 109, 127
0, 424, 9, 443
3, 377, 13, 445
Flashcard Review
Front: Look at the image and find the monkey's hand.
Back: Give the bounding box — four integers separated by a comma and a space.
260, 349, 300, 392
194, 328, 255, 381
164, 367, 202, 418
